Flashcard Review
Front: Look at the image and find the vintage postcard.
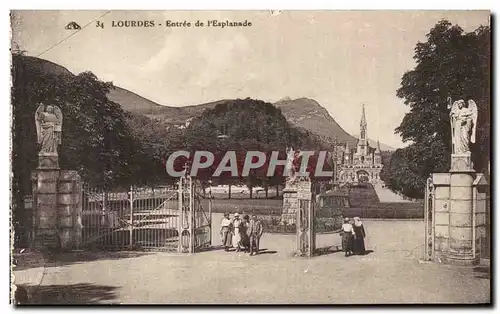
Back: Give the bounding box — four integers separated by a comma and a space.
10, 10, 491, 305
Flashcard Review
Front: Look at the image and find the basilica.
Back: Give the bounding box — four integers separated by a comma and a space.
335, 105, 382, 184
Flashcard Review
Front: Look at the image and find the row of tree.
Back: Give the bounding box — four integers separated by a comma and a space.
133, 98, 336, 197
381, 20, 490, 199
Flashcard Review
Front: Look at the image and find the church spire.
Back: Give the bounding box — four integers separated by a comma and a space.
360, 104, 367, 140
375, 139, 381, 152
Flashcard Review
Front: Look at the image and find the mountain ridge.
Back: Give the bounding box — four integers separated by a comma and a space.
17, 55, 395, 150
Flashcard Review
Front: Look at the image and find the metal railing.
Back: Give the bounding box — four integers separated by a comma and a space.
81, 185, 180, 251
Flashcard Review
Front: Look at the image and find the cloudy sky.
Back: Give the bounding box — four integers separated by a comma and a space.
11, 10, 489, 148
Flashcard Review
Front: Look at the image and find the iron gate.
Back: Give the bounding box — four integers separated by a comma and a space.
178, 177, 212, 252
424, 176, 434, 261
81, 179, 211, 253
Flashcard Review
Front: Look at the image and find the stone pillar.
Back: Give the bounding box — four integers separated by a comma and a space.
31, 170, 60, 249
58, 171, 82, 250
281, 188, 298, 224
447, 153, 477, 266
31, 169, 82, 250
432, 173, 450, 262
472, 174, 488, 261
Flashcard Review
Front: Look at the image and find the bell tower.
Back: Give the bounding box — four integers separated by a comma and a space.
360, 104, 367, 141
356, 104, 368, 157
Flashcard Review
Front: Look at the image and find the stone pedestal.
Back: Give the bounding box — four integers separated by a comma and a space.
447, 153, 477, 266
427, 153, 488, 266
31, 169, 82, 250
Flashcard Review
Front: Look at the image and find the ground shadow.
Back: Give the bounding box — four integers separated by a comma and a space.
314, 246, 342, 256
314, 247, 374, 257
257, 248, 277, 254
14, 283, 119, 305
473, 265, 490, 280
196, 245, 226, 252
360, 249, 374, 256
13, 250, 149, 271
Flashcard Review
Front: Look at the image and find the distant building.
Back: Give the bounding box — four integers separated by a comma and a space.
335, 104, 382, 183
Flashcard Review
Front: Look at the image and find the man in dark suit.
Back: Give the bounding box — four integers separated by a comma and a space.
247, 215, 263, 256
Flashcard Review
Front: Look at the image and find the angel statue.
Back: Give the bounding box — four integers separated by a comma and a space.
447, 97, 478, 154
35, 103, 63, 156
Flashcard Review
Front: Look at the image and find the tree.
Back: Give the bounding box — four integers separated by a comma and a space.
386, 20, 490, 198
11, 54, 145, 246
180, 98, 333, 197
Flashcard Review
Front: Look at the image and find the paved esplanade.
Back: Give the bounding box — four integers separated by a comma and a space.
14, 216, 489, 304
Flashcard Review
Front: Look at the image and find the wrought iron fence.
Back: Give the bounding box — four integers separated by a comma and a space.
81, 185, 180, 251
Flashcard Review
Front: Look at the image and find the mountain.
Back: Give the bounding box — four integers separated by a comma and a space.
14, 55, 73, 78
273, 97, 358, 147
17, 56, 395, 150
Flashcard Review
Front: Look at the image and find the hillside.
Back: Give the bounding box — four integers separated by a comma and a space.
13, 56, 73, 78
106, 87, 224, 125
273, 97, 358, 147
16, 56, 395, 150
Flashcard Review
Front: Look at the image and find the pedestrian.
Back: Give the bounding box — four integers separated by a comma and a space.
241, 215, 251, 252
352, 217, 366, 255
220, 213, 233, 251
341, 217, 354, 257
247, 214, 263, 256
232, 213, 243, 251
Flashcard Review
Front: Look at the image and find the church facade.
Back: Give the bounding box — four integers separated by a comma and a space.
335, 105, 382, 184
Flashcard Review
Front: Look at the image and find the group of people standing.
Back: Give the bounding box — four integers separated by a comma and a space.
220, 213, 263, 256
341, 217, 367, 257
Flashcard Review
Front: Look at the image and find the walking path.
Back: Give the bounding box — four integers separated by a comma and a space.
13, 218, 489, 304
373, 183, 414, 203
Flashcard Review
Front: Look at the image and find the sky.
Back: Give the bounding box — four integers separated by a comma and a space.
11, 10, 490, 148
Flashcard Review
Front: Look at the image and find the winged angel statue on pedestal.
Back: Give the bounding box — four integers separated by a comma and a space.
35, 103, 63, 157
447, 97, 478, 154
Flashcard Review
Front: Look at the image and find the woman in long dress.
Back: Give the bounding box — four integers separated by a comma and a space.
341, 217, 354, 257
240, 215, 250, 253
220, 213, 233, 251
352, 217, 366, 255
232, 213, 243, 251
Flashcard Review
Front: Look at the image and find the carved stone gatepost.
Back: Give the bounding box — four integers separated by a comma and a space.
472, 174, 488, 261
31, 102, 82, 250
281, 186, 298, 225
431, 173, 451, 262
428, 168, 488, 265
426, 97, 488, 266
31, 170, 60, 249
447, 153, 477, 266
294, 179, 315, 257
31, 169, 82, 250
